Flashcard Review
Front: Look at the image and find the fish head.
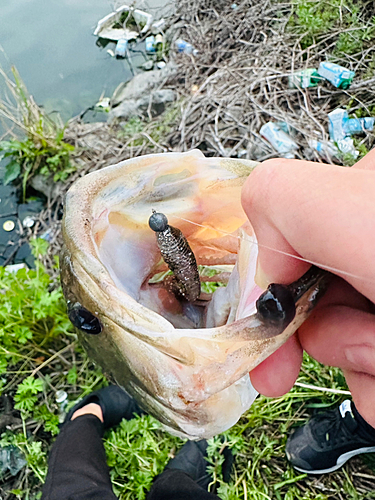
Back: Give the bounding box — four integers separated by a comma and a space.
61, 150, 328, 439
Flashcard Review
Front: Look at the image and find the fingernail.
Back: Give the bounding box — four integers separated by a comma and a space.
254, 260, 272, 290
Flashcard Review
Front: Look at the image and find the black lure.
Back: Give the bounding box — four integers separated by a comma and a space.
149, 210, 201, 302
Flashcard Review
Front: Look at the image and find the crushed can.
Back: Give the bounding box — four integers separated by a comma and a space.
318, 62, 355, 89
115, 39, 128, 58
288, 68, 320, 89
260, 122, 299, 158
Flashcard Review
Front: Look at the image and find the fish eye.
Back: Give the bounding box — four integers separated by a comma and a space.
149, 211, 168, 232
256, 284, 296, 325
68, 303, 102, 335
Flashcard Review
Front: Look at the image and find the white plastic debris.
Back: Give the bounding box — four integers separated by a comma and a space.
5, 263, 27, 273
22, 216, 35, 228
151, 18, 166, 34
260, 122, 299, 158
94, 5, 153, 41
308, 139, 340, 162
336, 137, 359, 159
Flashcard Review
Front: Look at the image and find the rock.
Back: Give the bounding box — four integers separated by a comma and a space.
108, 89, 176, 122
111, 62, 177, 107
29, 174, 64, 199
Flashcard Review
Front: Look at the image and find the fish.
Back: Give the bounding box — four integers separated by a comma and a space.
60, 149, 330, 439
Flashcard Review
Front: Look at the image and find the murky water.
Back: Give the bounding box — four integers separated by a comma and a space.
0, 0, 169, 121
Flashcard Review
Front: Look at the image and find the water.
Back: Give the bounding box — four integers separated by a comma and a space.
0, 0, 169, 122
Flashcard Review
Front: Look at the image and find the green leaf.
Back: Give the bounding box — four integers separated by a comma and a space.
3, 160, 21, 185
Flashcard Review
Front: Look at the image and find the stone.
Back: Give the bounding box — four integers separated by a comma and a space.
108, 89, 176, 122
111, 62, 177, 107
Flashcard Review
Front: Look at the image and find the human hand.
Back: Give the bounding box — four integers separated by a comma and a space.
241, 149, 375, 425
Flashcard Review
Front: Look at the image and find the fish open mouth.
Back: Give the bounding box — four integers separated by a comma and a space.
60, 150, 330, 439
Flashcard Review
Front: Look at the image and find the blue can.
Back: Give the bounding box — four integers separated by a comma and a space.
115, 39, 128, 58
145, 35, 156, 53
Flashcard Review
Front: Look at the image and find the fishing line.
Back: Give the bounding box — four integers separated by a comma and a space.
171, 214, 375, 286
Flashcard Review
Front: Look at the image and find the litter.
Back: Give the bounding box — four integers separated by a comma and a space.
288, 68, 320, 89
156, 61, 166, 69
145, 35, 156, 52
308, 139, 340, 162
40, 228, 54, 242
56, 390, 68, 422
175, 39, 199, 56
345, 116, 375, 135
260, 122, 299, 158
94, 5, 153, 42
5, 263, 27, 273
115, 39, 128, 58
3, 220, 15, 232
151, 19, 166, 34
155, 34, 164, 47
318, 62, 355, 89
328, 108, 374, 142
0, 446, 27, 476
336, 137, 359, 159
95, 97, 111, 112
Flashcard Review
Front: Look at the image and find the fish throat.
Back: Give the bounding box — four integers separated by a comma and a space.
149, 210, 201, 302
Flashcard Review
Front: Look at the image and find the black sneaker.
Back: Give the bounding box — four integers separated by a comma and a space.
65, 385, 144, 430
286, 400, 375, 474
166, 439, 233, 489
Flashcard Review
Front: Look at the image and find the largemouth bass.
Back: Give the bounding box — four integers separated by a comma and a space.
60, 150, 329, 439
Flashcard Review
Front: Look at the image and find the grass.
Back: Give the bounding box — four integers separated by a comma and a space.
1, 246, 374, 499
287, 0, 375, 57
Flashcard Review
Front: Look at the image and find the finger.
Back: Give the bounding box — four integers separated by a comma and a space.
249, 333, 303, 397
241, 159, 375, 301
298, 304, 375, 426
353, 147, 375, 171
300, 306, 375, 374
342, 369, 375, 427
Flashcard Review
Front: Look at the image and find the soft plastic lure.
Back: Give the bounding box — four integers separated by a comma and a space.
149, 210, 201, 302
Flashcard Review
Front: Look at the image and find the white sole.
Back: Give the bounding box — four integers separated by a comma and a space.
293, 446, 375, 474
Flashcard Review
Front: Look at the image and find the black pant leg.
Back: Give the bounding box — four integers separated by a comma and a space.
146, 469, 220, 500
41, 414, 117, 500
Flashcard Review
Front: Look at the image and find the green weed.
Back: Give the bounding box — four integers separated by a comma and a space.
287, 0, 375, 56
0, 67, 75, 199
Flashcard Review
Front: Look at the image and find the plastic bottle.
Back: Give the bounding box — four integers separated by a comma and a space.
318, 62, 355, 89
345, 117, 375, 134
260, 122, 298, 158
56, 390, 68, 423
175, 39, 198, 56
